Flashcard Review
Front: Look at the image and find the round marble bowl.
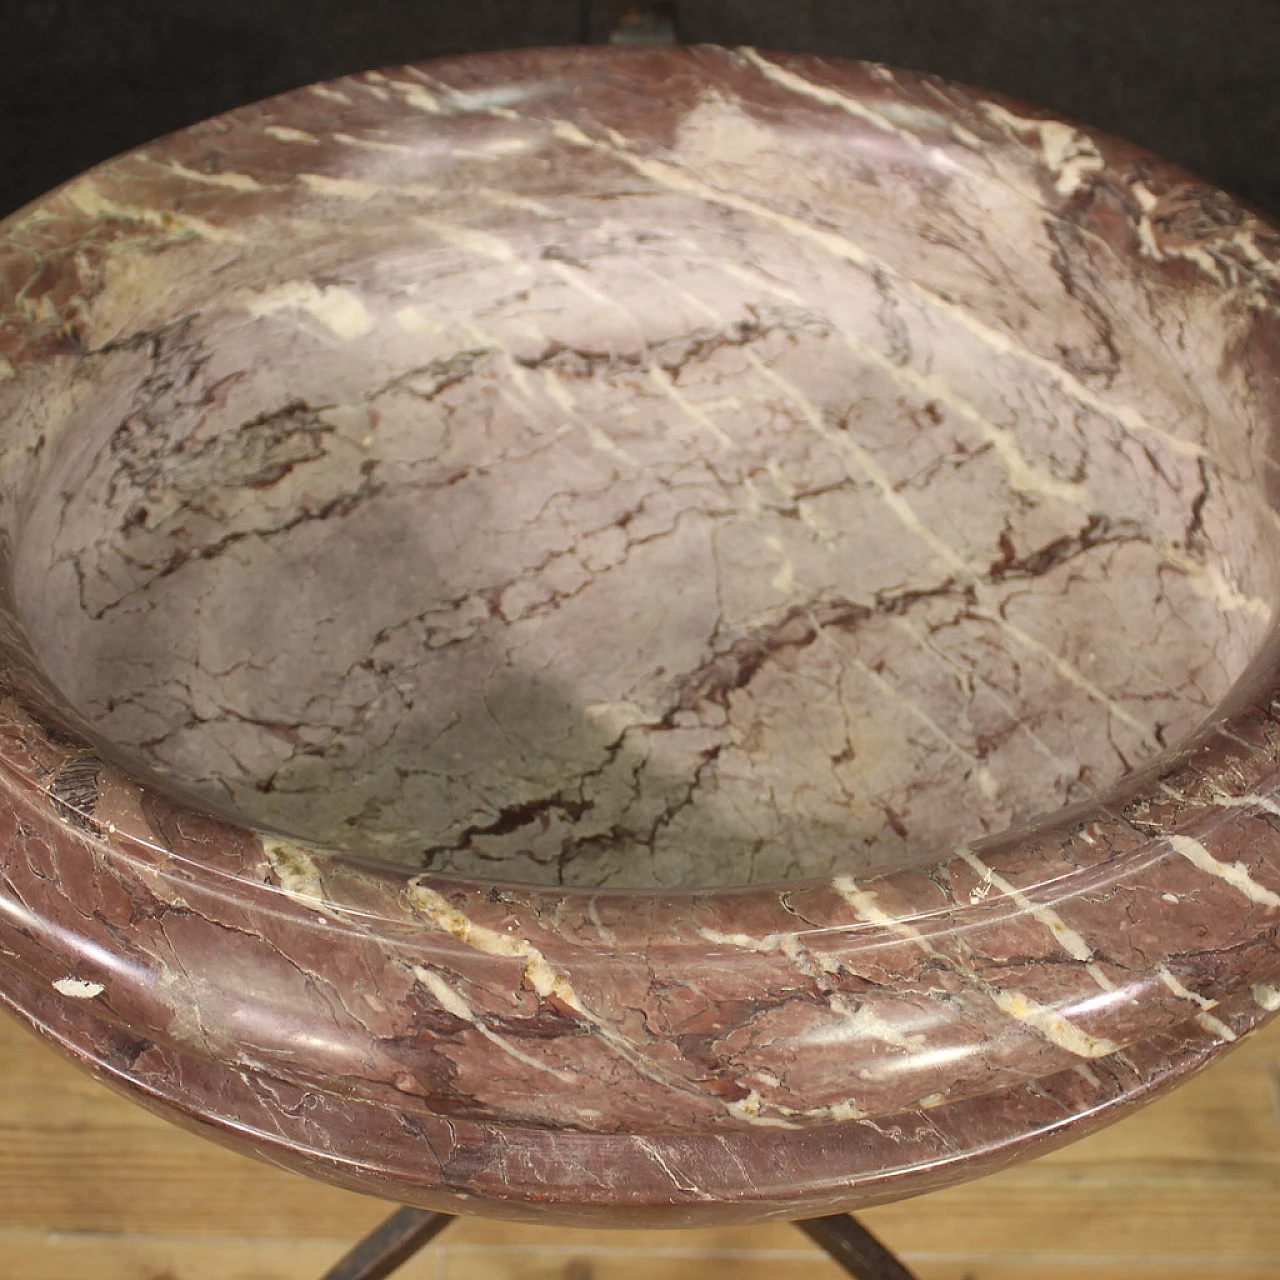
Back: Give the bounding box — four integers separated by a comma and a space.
2, 45, 1280, 1227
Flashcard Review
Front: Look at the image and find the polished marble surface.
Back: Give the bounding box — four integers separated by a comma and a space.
0, 45, 1279, 1223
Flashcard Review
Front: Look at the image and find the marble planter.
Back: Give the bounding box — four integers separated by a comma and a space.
1, 45, 1279, 1227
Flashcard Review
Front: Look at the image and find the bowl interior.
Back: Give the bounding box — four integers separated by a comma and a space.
6, 62, 1278, 888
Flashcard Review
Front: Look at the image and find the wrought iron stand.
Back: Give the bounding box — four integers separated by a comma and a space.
320, 1206, 920, 1280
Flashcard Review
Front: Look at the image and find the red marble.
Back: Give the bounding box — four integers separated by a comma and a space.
0, 45, 1278, 1224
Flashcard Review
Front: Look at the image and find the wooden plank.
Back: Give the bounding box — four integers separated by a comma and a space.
440, 1246, 841, 1280
0, 1230, 442, 1280
6, 1231, 1280, 1280
442, 1251, 1280, 1280
5, 1007, 1280, 1267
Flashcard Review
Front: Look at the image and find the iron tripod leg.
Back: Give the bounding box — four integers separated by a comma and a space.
797, 1214, 922, 1280
320, 1206, 920, 1280
319, 1207, 455, 1280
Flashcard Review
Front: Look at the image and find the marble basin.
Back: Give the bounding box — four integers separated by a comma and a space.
2, 45, 1280, 1226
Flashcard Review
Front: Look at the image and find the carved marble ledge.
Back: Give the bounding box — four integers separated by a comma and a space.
1, 45, 1280, 1225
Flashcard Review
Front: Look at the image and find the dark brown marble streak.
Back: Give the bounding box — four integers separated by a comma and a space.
1, 45, 1280, 1224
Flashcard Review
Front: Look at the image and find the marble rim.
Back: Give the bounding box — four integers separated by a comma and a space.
1, 44, 1279, 1223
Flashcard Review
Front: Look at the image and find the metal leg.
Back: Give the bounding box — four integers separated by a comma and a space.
582, 0, 679, 44
796, 1214, 921, 1280
320, 1207, 455, 1280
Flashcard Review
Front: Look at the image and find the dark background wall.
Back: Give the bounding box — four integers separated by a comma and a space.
2, 0, 1278, 218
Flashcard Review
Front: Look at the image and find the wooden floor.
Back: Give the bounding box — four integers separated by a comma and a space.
4, 1009, 1280, 1279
